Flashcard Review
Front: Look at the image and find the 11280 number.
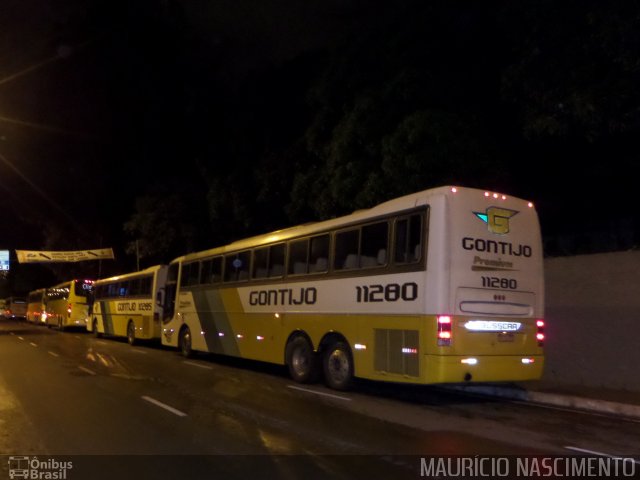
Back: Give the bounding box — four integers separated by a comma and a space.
355, 282, 418, 303
481, 276, 517, 290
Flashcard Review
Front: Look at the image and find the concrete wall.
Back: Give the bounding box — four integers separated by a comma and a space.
543, 251, 640, 393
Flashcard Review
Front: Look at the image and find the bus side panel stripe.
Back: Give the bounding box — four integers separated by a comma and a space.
192, 289, 241, 356
102, 301, 115, 335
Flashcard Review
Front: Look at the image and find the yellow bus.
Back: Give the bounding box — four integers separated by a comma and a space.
45, 279, 94, 331
161, 186, 545, 390
26, 288, 47, 324
88, 265, 169, 345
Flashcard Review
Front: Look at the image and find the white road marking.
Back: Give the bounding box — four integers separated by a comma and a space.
131, 349, 148, 354
564, 446, 640, 465
141, 395, 188, 417
287, 385, 352, 401
48, 351, 60, 357
29, 342, 38, 347
17, 336, 24, 341
78, 366, 96, 375
183, 360, 213, 370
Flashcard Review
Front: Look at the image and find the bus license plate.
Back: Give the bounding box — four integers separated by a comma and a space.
497, 332, 515, 342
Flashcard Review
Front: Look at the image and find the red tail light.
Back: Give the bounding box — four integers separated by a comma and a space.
437, 315, 452, 346
536, 319, 545, 346
67, 303, 72, 315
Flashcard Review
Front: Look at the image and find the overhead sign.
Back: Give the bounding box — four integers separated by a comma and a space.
0, 250, 9, 271
16, 248, 115, 264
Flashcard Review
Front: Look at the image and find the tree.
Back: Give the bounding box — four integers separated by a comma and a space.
123, 193, 196, 268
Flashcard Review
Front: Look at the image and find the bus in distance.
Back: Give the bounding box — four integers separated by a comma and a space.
160, 186, 545, 390
26, 288, 47, 324
4, 296, 27, 320
45, 279, 94, 331
88, 265, 168, 345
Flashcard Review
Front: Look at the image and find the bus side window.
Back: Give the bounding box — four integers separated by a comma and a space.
269, 244, 285, 278
253, 247, 269, 279
288, 239, 309, 275
211, 257, 222, 283
360, 221, 388, 268
201, 260, 212, 284
181, 263, 191, 286
395, 214, 423, 264
181, 262, 201, 286
308, 234, 329, 273
188, 262, 201, 286
141, 276, 152, 296
130, 278, 141, 297
409, 214, 423, 262
334, 229, 359, 270
200, 257, 222, 284
224, 252, 250, 282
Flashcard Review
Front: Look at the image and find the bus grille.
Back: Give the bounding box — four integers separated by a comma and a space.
374, 329, 419, 377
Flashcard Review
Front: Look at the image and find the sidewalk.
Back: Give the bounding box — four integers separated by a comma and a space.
446, 381, 640, 420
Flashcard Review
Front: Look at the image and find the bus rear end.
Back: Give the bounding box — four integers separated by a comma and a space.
426, 187, 544, 384
68, 279, 94, 328
6, 297, 27, 319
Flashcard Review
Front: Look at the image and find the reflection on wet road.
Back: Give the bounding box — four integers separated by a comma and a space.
1, 318, 638, 479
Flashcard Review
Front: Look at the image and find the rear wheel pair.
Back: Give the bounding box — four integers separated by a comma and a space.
286, 336, 353, 391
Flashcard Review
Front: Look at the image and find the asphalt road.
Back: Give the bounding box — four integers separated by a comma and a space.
1, 318, 638, 479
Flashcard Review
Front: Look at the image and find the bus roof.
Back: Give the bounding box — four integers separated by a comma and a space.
94, 264, 166, 285
49, 279, 95, 289
171, 185, 534, 264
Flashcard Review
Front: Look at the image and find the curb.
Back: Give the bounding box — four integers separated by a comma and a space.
444, 384, 640, 420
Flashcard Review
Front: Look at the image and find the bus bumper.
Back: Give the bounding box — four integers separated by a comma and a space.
424, 354, 544, 384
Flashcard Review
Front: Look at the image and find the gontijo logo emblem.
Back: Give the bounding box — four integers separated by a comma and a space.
474, 207, 519, 235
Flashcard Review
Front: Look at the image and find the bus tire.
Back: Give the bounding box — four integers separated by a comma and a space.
58, 317, 65, 332
93, 319, 102, 338
286, 336, 319, 384
179, 326, 192, 358
323, 340, 353, 391
127, 321, 136, 346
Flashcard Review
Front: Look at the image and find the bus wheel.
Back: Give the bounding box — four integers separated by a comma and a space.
286, 336, 319, 384
58, 318, 65, 332
323, 340, 353, 391
93, 319, 101, 338
179, 326, 192, 358
127, 321, 136, 346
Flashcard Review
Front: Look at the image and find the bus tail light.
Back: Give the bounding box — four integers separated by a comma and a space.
437, 315, 452, 346
536, 319, 545, 346
67, 303, 72, 316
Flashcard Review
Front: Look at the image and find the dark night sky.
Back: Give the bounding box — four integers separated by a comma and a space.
0, 1, 368, 248
1, 0, 639, 287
